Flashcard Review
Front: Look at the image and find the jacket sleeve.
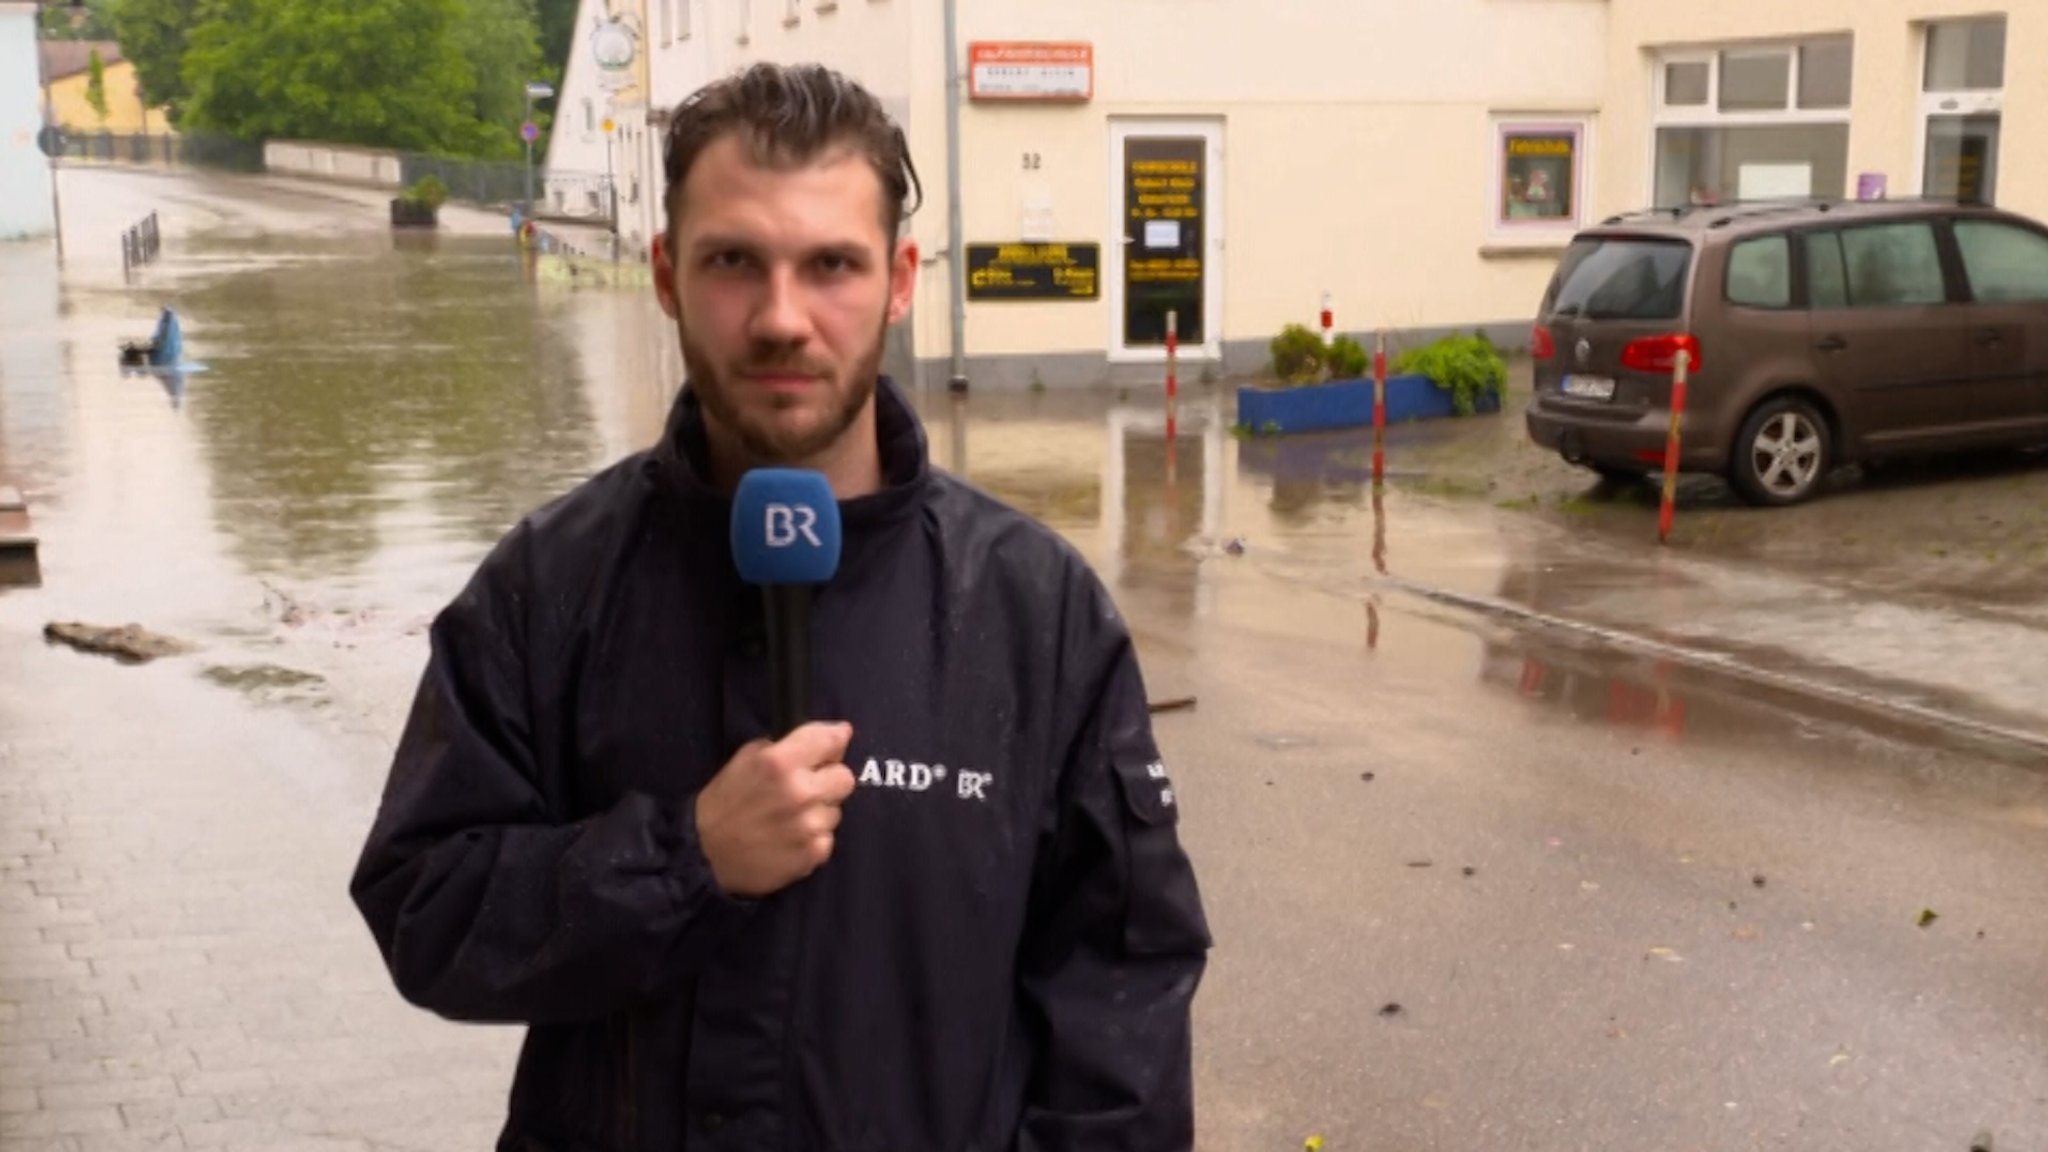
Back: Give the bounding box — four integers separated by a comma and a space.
1015, 574, 1213, 1152
349, 523, 749, 1026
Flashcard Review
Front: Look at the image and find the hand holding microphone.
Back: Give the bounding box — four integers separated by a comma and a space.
697, 469, 851, 899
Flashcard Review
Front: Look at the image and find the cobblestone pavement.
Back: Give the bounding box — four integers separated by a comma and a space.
0, 634, 520, 1152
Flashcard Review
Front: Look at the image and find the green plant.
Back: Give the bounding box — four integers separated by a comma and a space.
1268, 323, 1327, 385
400, 174, 450, 211
85, 49, 111, 125
1395, 333, 1507, 416
1328, 335, 1370, 379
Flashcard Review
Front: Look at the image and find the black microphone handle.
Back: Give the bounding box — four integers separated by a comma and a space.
763, 585, 812, 739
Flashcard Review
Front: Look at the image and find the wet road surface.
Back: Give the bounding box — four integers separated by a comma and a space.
0, 166, 2043, 1151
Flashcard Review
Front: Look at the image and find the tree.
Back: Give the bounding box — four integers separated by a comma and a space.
85, 48, 110, 126
452, 0, 542, 160
180, 0, 485, 155
110, 0, 200, 121
38, 0, 117, 40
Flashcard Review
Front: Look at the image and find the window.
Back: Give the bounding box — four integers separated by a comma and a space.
1955, 221, 2048, 303
1490, 118, 1589, 241
1920, 19, 2004, 203
1544, 238, 1691, 321
1925, 17, 2005, 92
1805, 232, 1849, 309
1840, 223, 1947, 307
1720, 51, 1790, 112
1798, 39, 1853, 109
1654, 39, 1854, 208
1664, 61, 1709, 107
1655, 124, 1849, 207
1726, 235, 1791, 308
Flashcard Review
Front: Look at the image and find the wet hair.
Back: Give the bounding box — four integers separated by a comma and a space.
661, 63, 923, 253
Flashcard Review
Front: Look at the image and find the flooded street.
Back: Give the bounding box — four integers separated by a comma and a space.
2, 168, 2045, 1151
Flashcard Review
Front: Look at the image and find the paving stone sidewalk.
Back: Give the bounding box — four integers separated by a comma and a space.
0, 635, 519, 1152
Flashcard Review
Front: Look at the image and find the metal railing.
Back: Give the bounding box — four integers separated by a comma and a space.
121, 211, 161, 277
59, 131, 266, 173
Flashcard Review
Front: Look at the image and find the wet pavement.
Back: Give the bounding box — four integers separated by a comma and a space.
0, 166, 2044, 1151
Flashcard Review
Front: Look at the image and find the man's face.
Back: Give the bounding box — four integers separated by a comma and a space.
653, 134, 918, 467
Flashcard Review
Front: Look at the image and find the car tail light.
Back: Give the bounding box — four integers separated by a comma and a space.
1621, 334, 1702, 374
1532, 325, 1556, 361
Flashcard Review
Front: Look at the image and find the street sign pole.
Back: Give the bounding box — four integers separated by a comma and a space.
522, 82, 554, 223
37, 24, 64, 260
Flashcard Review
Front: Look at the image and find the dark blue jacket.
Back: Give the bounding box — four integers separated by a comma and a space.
350, 378, 1212, 1151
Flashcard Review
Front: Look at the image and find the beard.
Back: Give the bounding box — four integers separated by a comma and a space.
681, 319, 887, 467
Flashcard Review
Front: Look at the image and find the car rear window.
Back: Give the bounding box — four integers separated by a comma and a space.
1544, 237, 1692, 321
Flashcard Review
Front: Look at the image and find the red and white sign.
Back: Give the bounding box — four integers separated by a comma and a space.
969, 43, 1094, 103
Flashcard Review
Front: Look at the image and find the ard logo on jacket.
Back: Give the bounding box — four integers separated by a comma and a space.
857, 757, 993, 802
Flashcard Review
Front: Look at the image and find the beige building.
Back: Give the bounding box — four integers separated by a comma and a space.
618, 1, 2041, 389
37, 41, 174, 137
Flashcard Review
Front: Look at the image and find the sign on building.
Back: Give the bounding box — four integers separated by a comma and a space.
968, 43, 1094, 103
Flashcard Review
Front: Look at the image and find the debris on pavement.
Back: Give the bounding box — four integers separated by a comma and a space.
1223, 537, 1247, 556
43, 621, 192, 664
1360, 771, 1376, 782
1645, 947, 1685, 963
1919, 909, 1940, 929
1147, 696, 1198, 714
1752, 874, 1768, 888
1462, 866, 1477, 877
1407, 860, 1433, 869
1379, 1003, 1403, 1018
1972, 1129, 1995, 1152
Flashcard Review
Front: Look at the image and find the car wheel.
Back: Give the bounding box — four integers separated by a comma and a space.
1731, 398, 1832, 506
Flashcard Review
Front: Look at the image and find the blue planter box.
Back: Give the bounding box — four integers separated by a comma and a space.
1236, 374, 1500, 435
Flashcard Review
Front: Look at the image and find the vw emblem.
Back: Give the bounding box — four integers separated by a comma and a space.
1575, 339, 1593, 367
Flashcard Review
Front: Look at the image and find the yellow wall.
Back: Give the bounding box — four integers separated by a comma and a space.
46, 58, 173, 136
1602, 1, 2047, 223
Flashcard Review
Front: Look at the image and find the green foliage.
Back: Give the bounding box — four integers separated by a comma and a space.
400, 175, 450, 211
452, 0, 542, 160
1328, 335, 1370, 379
1395, 333, 1508, 417
85, 49, 111, 124
39, 0, 117, 40
1269, 324, 1327, 385
182, 0, 480, 154
110, 0, 199, 117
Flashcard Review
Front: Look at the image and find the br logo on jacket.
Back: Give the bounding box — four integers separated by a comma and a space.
856, 756, 993, 802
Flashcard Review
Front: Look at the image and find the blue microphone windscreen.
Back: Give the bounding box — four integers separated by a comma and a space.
731, 468, 843, 586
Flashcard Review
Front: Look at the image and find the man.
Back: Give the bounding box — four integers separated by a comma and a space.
350, 62, 1212, 1152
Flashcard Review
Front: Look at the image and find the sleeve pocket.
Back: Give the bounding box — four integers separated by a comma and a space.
1110, 758, 1211, 955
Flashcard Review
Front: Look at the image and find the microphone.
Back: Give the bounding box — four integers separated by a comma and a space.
731, 469, 844, 738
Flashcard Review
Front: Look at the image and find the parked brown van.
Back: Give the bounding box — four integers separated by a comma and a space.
1525, 198, 2048, 505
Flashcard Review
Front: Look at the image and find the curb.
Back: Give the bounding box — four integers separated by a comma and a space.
1369, 572, 2048, 760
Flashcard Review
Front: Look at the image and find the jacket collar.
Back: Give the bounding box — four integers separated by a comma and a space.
652, 374, 931, 531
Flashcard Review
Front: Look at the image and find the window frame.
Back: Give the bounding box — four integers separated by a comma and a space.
1915, 18, 2006, 203
1486, 115, 1593, 248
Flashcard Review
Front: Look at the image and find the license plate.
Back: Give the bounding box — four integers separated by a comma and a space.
1561, 374, 1616, 400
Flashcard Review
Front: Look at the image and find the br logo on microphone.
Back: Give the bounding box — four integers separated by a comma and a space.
733, 469, 842, 586
765, 503, 823, 549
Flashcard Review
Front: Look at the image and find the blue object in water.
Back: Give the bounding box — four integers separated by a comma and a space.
149, 308, 182, 367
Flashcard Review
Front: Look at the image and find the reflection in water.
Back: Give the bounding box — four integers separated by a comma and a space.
177, 235, 603, 581
1479, 639, 1690, 740
0, 245, 71, 497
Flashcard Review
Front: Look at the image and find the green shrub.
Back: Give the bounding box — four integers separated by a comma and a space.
1395, 333, 1507, 416
1269, 324, 1327, 385
400, 175, 450, 211
1328, 335, 1370, 379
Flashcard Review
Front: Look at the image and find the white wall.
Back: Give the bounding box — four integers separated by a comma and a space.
0, 3, 55, 241
263, 141, 404, 189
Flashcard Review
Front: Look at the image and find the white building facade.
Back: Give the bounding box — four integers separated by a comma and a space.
0, 2, 56, 242
605, 0, 2043, 390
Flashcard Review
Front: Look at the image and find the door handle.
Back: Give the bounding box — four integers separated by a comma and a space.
1816, 335, 1848, 353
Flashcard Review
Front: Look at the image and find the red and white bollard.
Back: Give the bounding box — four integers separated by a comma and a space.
1320, 291, 1334, 346
1372, 329, 1388, 484
1657, 349, 1692, 545
1165, 309, 1180, 445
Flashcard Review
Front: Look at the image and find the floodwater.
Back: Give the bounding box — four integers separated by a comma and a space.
3, 167, 2045, 1152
